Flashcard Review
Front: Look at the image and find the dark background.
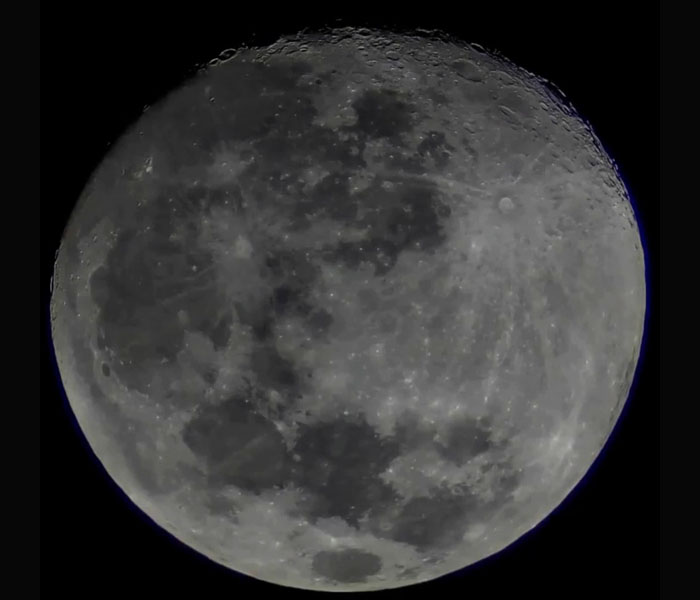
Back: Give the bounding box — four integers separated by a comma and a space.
41, 4, 659, 598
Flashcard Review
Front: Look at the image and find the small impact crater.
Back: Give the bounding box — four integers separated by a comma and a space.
498, 196, 515, 214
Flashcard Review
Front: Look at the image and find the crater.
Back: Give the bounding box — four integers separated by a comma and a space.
451, 59, 484, 82
312, 548, 382, 584
498, 196, 515, 213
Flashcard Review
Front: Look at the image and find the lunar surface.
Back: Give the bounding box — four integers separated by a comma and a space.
50, 28, 646, 591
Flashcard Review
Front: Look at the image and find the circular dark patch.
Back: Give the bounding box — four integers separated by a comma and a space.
312, 548, 382, 583
101, 363, 111, 377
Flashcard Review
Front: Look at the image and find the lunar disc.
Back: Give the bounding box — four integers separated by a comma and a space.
50, 27, 646, 592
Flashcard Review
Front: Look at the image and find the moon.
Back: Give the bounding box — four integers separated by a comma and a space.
50, 28, 646, 591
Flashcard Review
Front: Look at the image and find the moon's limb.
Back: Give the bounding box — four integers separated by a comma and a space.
50, 28, 645, 591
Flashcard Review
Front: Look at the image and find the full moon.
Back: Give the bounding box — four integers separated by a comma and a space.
50, 28, 646, 591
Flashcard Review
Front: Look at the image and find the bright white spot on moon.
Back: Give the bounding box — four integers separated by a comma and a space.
233, 235, 253, 259
498, 196, 515, 213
